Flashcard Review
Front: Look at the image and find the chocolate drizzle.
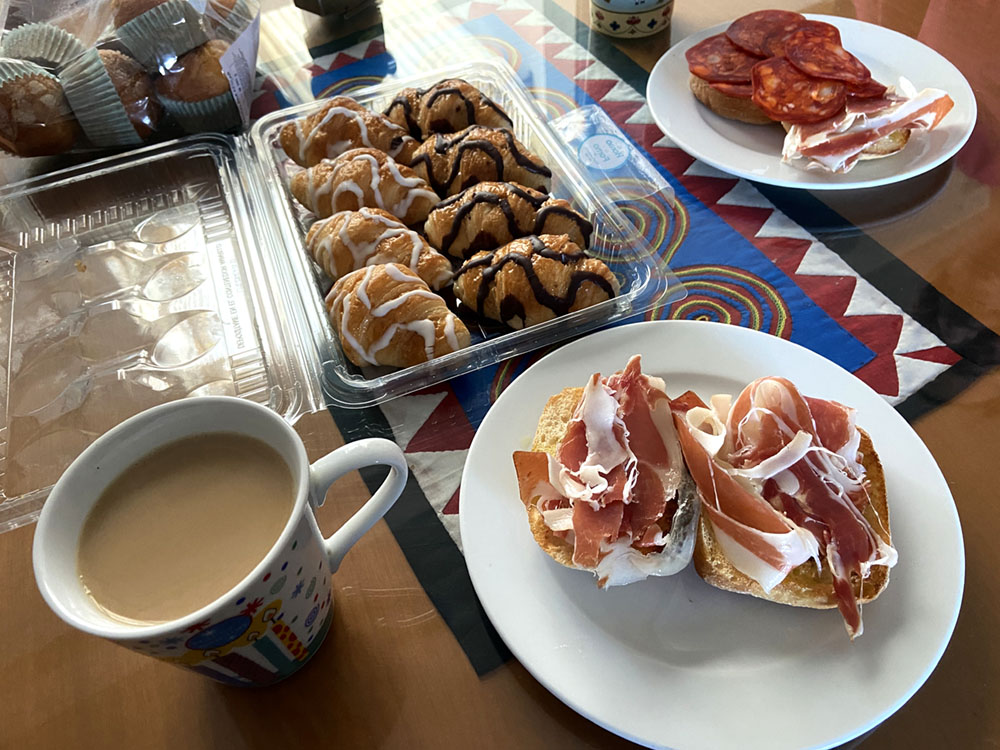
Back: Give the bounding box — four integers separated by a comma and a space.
435, 183, 547, 256
425, 86, 476, 134
410, 127, 552, 196
454, 235, 616, 326
383, 79, 514, 139
384, 90, 422, 139
534, 204, 594, 247
432, 183, 594, 258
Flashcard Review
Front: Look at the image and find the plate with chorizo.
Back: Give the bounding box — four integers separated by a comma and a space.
647, 12, 976, 189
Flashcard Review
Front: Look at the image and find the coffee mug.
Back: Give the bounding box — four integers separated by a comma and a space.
33, 396, 407, 686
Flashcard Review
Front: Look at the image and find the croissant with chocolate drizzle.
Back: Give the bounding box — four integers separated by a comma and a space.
280, 97, 419, 167
327, 263, 470, 369
453, 234, 619, 329
384, 79, 514, 139
410, 126, 552, 197
290, 148, 440, 225
424, 181, 594, 261
306, 208, 453, 290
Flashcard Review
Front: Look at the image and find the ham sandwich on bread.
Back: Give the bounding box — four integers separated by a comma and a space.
512, 356, 699, 588
685, 10, 954, 173
671, 377, 897, 638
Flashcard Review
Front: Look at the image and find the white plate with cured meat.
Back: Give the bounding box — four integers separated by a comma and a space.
646, 14, 976, 189
460, 320, 963, 750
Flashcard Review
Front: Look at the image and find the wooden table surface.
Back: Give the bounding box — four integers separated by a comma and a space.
2, 0, 998, 748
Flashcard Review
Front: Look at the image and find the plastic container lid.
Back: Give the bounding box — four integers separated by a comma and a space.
0, 133, 323, 531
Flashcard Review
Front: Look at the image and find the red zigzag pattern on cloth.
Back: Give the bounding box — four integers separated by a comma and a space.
451, 0, 960, 401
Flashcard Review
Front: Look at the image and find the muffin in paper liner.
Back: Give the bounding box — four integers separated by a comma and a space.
0, 57, 54, 85
61, 49, 143, 148
1, 23, 87, 69
116, 0, 210, 70
160, 90, 241, 133
0, 58, 79, 155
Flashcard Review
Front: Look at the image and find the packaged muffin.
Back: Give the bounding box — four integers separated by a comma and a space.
155, 39, 241, 133
112, 0, 210, 70
0, 22, 86, 69
61, 48, 161, 148
0, 58, 79, 156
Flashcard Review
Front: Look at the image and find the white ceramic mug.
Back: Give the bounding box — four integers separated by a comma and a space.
33, 396, 407, 686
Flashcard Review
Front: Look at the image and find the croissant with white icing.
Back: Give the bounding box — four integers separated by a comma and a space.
453, 234, 619, 329
410, 126, 552, 196
306, 208, 453, 290
280, 97, 419, 167
290, 148, 440, 225
327, 263, 471, 369
384, 79, 514, 139
424, 181, 594, 260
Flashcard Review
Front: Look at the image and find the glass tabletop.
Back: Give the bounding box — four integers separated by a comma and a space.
1, 0, 996, 747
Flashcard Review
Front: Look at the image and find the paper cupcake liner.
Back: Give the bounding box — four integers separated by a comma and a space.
160, 91, 241, 133
117, 0, 210, 70
1, 23, 87, 69
0, 58, 55, 86
60, 49, 143, 148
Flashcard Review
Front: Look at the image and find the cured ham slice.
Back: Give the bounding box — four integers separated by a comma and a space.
782, 83, 955, 173
512, 356, 698, 587
673, 379, 897, 638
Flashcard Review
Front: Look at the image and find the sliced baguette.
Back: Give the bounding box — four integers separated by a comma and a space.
693, 428, 892, 607
689, 75, 772, 125
514, 387, 583, 569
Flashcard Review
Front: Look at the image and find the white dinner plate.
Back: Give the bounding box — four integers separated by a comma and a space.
646, 15, 977, 189
460, 321, 964, 750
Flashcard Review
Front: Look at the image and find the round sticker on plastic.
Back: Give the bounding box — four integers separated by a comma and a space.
578, 134, 630, 170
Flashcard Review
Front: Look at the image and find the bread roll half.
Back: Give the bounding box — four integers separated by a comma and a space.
689, 75, 772, 125
693, 428, 892, 608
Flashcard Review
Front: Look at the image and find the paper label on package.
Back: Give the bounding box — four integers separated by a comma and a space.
208, 239, 253, 355
220, 12, 261, 127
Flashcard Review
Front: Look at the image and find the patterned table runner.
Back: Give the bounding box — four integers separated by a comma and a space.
253, 0, 1000, 674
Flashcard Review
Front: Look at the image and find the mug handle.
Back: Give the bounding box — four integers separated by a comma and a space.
308, 438, 408, 573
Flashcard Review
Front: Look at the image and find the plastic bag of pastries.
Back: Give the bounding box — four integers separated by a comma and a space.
0, 0, 261, 159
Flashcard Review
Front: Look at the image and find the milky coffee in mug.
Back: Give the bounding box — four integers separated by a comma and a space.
34, 396, 408, 685
77, 432, 295, 624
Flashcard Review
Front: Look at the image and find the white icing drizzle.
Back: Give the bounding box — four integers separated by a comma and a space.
333, 265, 446, 366
336, 293, 374, 365
332, 179, 364, 210
308, 152, 436, 221
355, 265, 374, 309
317, 208, 427, 275
300, 105, 375, 163
370, 289, 440, 317
382, 263, 420, 284
443, 314, 459, 351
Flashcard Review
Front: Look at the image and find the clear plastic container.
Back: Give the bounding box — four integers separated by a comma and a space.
249, 59, 681, 407
0, 135, 323, 531
0, 59, 680, 532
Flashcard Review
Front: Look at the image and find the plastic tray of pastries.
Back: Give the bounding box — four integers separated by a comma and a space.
0, 59, 680, 532
249, 59, 681, 407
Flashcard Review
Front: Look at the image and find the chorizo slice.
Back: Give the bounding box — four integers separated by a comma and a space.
763, 19, 841, 58
784, 27, 872, 84
685, 33, 762, 83
726, 9, 805, 56
751, 56, 847, 123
